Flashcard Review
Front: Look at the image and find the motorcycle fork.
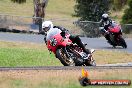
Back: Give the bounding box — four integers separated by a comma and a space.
109, 34, 114, 42
110, 33, 117, 45
62, 47, 69, 58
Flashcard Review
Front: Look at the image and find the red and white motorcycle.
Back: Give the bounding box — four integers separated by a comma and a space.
46, 29, 96, 66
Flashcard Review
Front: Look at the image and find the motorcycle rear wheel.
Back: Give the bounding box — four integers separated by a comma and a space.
85, 56, 96, 66
56, 48, 75, 66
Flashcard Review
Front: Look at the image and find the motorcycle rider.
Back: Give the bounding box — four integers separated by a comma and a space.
99, 13, 113, 43
42, 21, 95, 55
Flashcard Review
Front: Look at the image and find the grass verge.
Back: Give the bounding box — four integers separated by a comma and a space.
0, 0, 76, 19
0, 69, 132, 88
0, 41, 61, 67
0, 41, 132, 67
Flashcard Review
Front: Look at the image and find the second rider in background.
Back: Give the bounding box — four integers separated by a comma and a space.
99, 13, 113, 44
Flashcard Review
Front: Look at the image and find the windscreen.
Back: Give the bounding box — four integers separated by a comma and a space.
46, 28, 62, 41
111, 22, 117, 28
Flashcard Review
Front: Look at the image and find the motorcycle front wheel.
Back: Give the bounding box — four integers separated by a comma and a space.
56, 48, 75, 66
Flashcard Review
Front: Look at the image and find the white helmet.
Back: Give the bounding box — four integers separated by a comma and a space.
102, 13, 109, 21
42, 21, 53, 30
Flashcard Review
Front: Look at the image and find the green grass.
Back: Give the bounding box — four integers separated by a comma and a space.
11, 79, 28, 88
0, 0, 34, 16
0, 41, 62, 67
0, 41, 132, 88
0, 41, 132, 67
0, 48, 62, 67
0, 0, 76, 19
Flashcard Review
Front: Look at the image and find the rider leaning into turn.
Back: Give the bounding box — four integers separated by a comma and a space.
41, 21, 94, 55
99, 13, 113, 43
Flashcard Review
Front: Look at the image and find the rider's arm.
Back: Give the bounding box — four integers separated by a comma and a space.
44, 34, 47, 45
53, 26, 69, 32
53, 26, 69, 38
108, 19, 113, 26
99, 19, 108, 33
99, 19, 104, 30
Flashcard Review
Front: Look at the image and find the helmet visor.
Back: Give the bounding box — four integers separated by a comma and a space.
103, 18, 108, 21
43, 27, 50, 32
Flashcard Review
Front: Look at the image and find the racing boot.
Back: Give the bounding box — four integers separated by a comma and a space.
89, 49, 95, 54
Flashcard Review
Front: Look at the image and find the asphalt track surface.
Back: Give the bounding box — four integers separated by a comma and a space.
0, 32, 132, 68
0, 32, 132, 53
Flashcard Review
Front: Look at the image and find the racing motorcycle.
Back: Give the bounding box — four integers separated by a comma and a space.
102, 22, 127, 48
46, 29, 96, 66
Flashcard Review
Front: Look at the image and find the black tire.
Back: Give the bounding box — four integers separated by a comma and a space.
107, 40, 116, 48
119, 37, 127, 48
56, 48, 75, 66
